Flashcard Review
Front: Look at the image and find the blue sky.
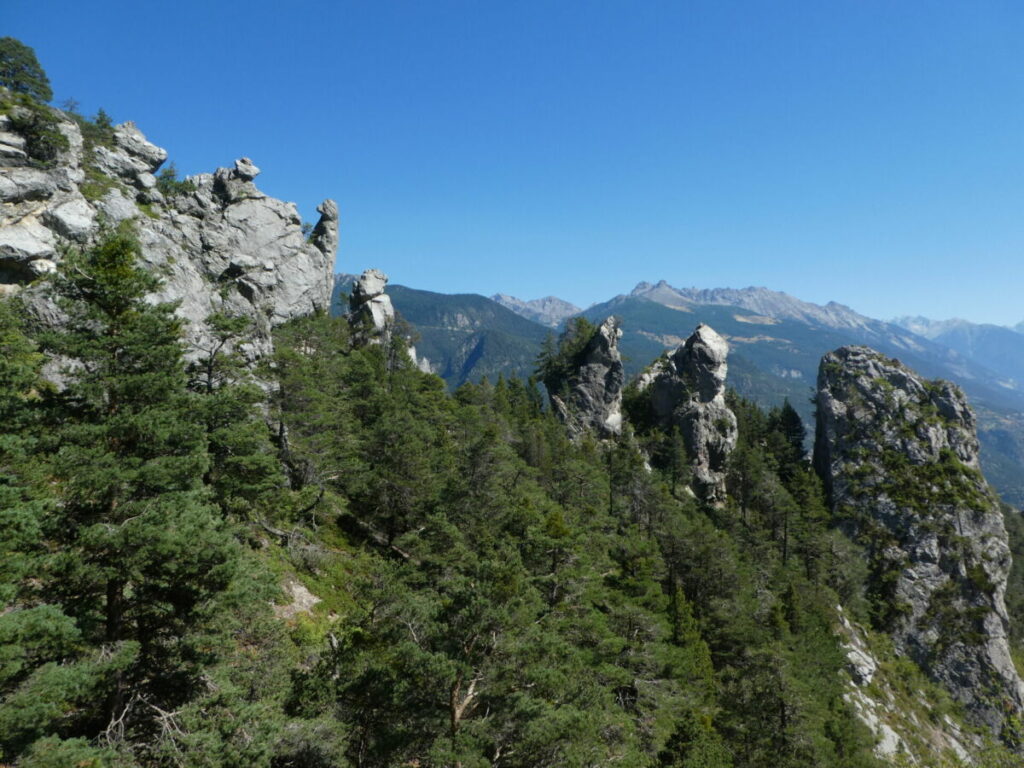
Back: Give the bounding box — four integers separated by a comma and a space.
8, 1, 1024, 324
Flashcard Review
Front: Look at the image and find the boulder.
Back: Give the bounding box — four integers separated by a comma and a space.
113, 121, 167, 172
233, 157, 260, 181
0, 167, 58, 204
42, 198, 95, 240
0, 217, 56, 262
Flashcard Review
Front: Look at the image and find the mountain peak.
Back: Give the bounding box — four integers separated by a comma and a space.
629, 280, 875, 331
491, 293, 580, 327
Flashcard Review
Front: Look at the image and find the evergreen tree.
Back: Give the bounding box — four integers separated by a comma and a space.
1, 224, 245, 760
0, 37, 52, 102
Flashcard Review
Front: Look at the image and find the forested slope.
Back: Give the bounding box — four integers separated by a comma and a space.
3, 226, 1021, 765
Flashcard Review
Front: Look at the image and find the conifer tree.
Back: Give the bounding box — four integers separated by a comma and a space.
0, 37, 52, 102
12, 224, 243, 755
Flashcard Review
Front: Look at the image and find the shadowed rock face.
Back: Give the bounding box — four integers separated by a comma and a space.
814, 345, 1024, 739
1, 103, 336, 364
551, 316, 624, 439
638, 323, 737, 503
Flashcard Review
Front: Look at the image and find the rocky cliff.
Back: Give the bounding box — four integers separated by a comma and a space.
0, 97, 336, 363
814, 345, 1024, 738
636, 323, 737, 503
550, 316, 624, 438
348, 268, 395, 345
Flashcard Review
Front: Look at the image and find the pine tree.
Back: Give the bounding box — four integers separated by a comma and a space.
0, 37, 52, 102
20, 224, 242, 753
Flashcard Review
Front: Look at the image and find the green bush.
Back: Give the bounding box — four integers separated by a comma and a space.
2, 93, 68, 167
156, 162, 196, 198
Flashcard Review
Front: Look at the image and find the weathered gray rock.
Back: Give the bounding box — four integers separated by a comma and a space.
0, 105, 337, 368
0, 216, 56, 262
0, 167, 58, 203
27, 258, 56, 276
135, 171, 157, 190
0, 130, 27, 163
113, 121, 167, 172
549, 316, 624, 439
233, 156, 260, 181
813, 345, 1024, 740
92, 144, 151, 181
310, 199, 338, 260
96, 188, 139, 223
638, 324, 737, 503
43, 198, 95, 240
348, 268, 395, 345
212, 161, 266, 204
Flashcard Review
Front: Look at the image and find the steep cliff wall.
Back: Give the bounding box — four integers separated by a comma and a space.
636, 323, 738, 504
814, 345, 1024, 739
0, 96, 336, 362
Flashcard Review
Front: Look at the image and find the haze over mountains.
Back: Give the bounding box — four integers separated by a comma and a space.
490, 294, 580, 327
336, 275, 1024, 507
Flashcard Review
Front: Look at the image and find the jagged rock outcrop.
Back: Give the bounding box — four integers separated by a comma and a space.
814, 345, 1024, 739
0, 100, 336, 364
348, 268, 395, 345
550, 316, 624, 438
637, 323, 737, 503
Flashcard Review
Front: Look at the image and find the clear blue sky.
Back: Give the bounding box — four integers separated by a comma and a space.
8, 1, 1024, 324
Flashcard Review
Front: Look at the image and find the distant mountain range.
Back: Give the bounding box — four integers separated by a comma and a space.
334, 276, 549, 386
490, 294, 581, 327
335, 274, 1024, 506
893, 316, 1024, 392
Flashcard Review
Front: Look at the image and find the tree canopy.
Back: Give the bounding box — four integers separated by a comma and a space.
0, 37, 52, 103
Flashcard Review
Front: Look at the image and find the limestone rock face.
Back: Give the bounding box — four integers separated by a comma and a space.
348, 268, 395, 345
639, 323, 737, 503
813, 345, 1024, 738
0, 104, 336, 365
550, 316, 624, 439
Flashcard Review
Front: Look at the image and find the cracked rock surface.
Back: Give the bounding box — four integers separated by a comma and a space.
1, 100, 336, 364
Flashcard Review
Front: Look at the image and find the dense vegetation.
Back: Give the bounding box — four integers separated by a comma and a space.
0, 37, 52, 103
1, 38, 1022, 766
0, 221, 901, 767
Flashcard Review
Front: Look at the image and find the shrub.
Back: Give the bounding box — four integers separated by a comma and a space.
2, 93, 68, 167
156, 162, 196, 197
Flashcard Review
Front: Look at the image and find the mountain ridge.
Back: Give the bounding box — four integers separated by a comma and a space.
490, 293, 581, 327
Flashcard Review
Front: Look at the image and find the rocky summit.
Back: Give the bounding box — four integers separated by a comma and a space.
814, 345, 1024, 736
348, 267, 395, 345
637, 323, 738, 503
0, 101, 337, 364
550, 316, 625, 438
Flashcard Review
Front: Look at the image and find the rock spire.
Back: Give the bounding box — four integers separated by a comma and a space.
814, 345, 1024, 738
549, 316, 624, 439
638, 323, 737, 503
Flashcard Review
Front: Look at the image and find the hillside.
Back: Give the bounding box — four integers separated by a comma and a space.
333, 276, 1024, 505
334, 276, 552, 387
6, 37, 1024, 768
